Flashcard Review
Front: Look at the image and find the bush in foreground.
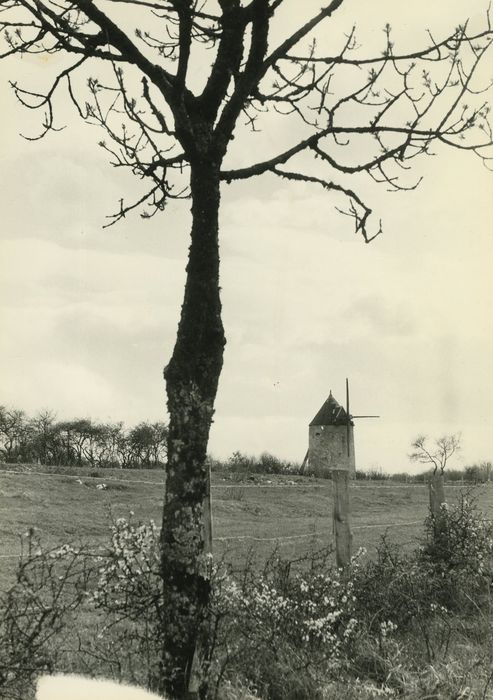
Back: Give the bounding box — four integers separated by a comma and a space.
1, 493, 493, 699
0, 534, 93, 700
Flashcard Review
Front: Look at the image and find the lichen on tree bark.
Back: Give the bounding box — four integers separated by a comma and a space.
160, 161, 224, 698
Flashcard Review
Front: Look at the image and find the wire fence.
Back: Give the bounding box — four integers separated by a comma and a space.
0, 518, 423, 560
0, 468, 481, 488
0, 467, 489, 561
215, 520, 422, 542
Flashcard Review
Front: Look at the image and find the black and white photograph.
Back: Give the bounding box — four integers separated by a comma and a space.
0, 1, 493, 698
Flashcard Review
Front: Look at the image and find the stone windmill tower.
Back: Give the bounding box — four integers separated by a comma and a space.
304, 390, 355, 476
302, 379, 378, 477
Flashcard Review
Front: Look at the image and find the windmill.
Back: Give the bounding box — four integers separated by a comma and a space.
302, 378, 379, 476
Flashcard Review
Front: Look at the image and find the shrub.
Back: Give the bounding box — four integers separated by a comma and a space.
353, 536, 443, 632
388, 472, 409, 482
88, 516, 164, 692
363, 468, 389, 481
0, 532, 93, 700
418, 492, 493, 609
3, 496, 493, 700
217, 451, 301, 476
83, 521, 361, 699
352, 493, 493, 669
258, 452, 287, 474
213, 547, 360, 700
226, 451, 258, 474
79, 519, 362, 699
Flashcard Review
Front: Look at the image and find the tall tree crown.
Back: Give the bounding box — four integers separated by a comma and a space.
1, 0, 492, 237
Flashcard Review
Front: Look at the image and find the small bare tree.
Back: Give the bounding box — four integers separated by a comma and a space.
410, 433, 461, 522
410, 433, 462, 476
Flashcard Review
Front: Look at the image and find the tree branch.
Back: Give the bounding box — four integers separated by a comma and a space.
263, 0, 345, 71
270, 166, 381, 243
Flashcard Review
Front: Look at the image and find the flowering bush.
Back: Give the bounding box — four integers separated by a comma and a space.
417, 492, 493, 611
3, 496, 493, 700
85, 515, 165, 692
421, 493, 493, 576
89, 521, 362, 699
92, 515, 161, 617
220, 568, 358, 655
212, 548, 361, 700
88, 519, 363, 698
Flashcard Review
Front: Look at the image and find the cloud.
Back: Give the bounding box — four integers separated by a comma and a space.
345, 296, 418, 338
1, 0, 492, 471
0, 236, 183, 423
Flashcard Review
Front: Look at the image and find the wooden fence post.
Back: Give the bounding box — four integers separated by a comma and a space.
332, 469, 352, 569
428, 472, 446, 536
428, 472, 445, 518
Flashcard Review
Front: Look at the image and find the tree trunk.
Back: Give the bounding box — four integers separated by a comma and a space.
160, 160, 225, 699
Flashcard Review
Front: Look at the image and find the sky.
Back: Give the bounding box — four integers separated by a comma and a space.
0, 0, 492, 473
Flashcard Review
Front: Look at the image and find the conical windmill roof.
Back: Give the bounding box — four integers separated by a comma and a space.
309, 391, 353, 426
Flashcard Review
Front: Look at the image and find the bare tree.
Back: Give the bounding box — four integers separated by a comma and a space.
29, 409, 58, 465
129, 421, 168, 467
0, 405, 28, 461
410, 433, 462, 475
1, 2, 492, 696
410, 433, 462, 526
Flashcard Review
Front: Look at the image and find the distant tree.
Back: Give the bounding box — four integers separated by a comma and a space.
93, 422, 122, 468
2, 2, 492, 696
0, 406, 28, 462
410, 433, 461, 527
480, 460, 492, 482
129, 421, 168, 468
0, 405, 170, 468
149, 422, 168, 466
58, 419, 92, 467
29, 410, 58, 465
464, 460, 492, 483
409, 434, 462, 475
113, 423, 133, 469
81, 421, 107, 468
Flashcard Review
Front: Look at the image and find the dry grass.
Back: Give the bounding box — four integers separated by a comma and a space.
1, 462, 492, 589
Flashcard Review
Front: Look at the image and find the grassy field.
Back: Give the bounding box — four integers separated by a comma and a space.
1, 462, 492, 589
2, 462, 493, 700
